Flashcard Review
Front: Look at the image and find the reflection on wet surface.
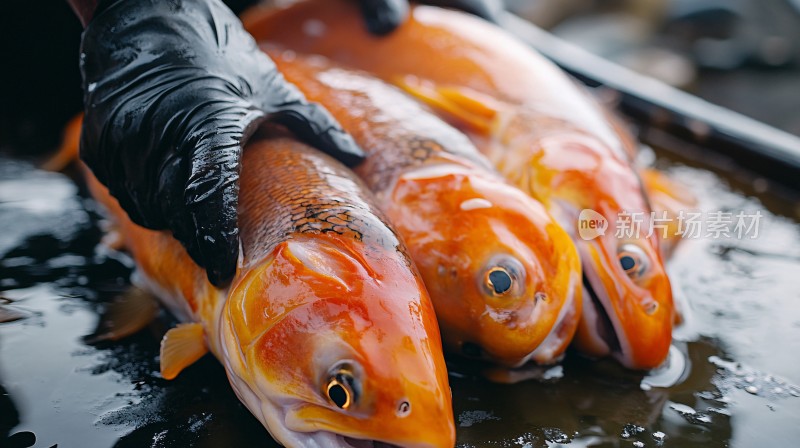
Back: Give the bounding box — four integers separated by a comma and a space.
1, 153, 799, 447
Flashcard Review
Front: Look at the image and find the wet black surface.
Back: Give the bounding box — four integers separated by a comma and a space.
1, 145, 800, 448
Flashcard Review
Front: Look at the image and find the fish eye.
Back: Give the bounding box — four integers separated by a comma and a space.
327, 380, 350, 409
487, 268, 513, 295
617, 243, 649, 279
481, 256, 525, 298
325, 364, 359, 410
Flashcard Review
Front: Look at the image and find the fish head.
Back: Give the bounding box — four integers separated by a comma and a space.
576, 209, 674, 370
222, 234, 454, 448
502, 131, 675, 370
385, 163, 582, 367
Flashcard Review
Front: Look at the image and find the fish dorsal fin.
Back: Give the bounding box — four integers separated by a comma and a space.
395, 77, 500, 135
640, 168, 697, 213
639, 168, 698, 259
84, 287, 159, 344
160, 323, 209, 380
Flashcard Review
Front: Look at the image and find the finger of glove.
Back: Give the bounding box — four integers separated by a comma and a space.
423, 0, 502, 22
358, 0, 409, 35
268, 100, 364, 167
157, 102, 262, 287
182, 129, 245, 287
158, 153, 202, 267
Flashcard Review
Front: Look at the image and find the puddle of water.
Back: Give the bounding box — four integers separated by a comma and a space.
1, 152, 799, 448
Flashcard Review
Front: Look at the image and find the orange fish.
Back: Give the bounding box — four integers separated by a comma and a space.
243, 0, 675, 370
265, 49, 582, 367
58, 118, 455, 447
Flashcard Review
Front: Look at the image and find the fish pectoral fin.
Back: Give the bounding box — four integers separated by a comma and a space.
160, 323, 209, 380
84, 287, 160, 344
395, 77, 499, 135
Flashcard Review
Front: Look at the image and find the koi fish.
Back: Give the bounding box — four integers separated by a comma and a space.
242, 0, 675, 369
57, 118, 455, 447
264, 49, 582, 367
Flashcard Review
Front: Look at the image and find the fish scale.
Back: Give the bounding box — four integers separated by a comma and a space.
237, 136, 400, 266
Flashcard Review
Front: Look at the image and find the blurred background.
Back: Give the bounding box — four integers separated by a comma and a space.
506, 0, 800, 136
1, 0, 799, 155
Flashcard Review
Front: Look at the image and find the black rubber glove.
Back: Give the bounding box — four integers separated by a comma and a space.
80, 0, 364, 286
79, 0, 502, 287
360, 0, 503, 34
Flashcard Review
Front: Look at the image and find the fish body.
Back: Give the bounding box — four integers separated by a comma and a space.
266, 50, 582, 367
69, 120, 455, 447
243, 1, 674, 369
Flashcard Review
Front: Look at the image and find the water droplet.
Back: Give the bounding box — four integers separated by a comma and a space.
459, 198, 493, 211
622, 424, 645, 439
542, 365, 564, 380
669, 402, 696, 415
695, 414, 713, 424
281, 50, 296, 62
302, 19, 326, 37
708, 407, 732, 416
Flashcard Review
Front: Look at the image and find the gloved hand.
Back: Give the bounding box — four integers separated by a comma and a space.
78, 0, 502, 287
79, 0, 364, 286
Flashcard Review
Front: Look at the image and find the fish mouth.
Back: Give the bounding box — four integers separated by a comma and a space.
579, 238, 672, 369
582, 274, 622, 357
233, 378, 423, 448
295, 430, 430, 448
283, 406, 448, 448
342, 436, 402, 448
